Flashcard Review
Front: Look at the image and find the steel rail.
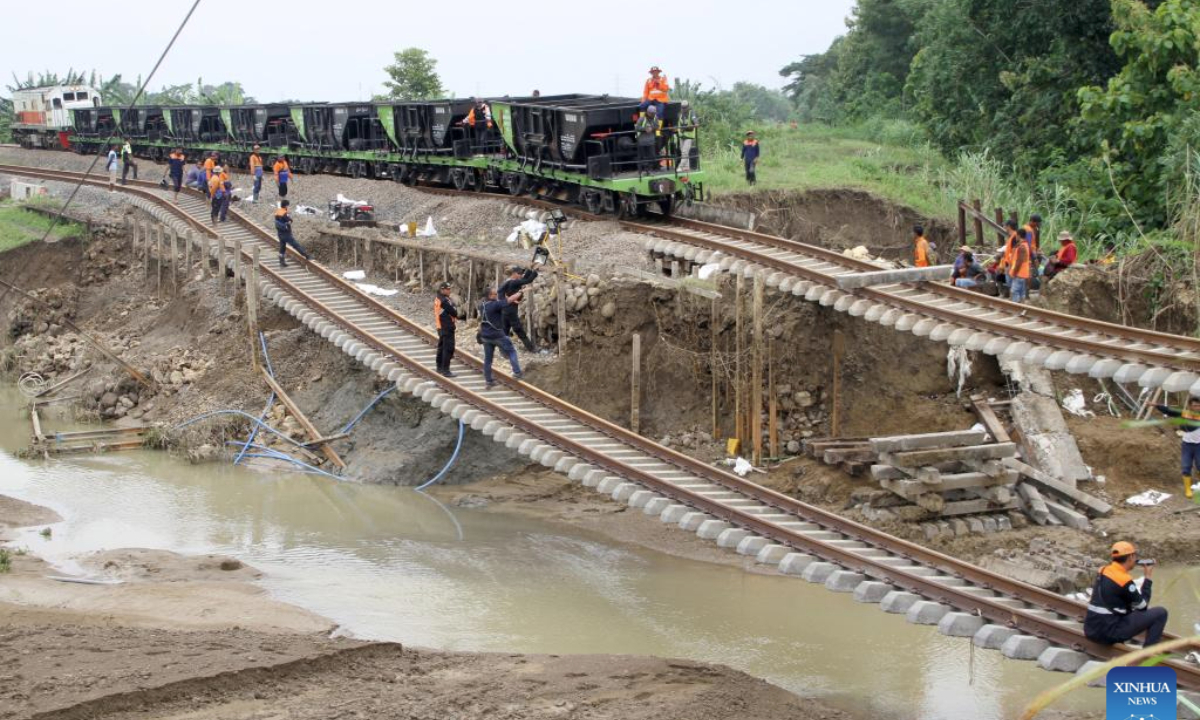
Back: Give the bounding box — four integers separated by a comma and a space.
7, 163, 1198, 686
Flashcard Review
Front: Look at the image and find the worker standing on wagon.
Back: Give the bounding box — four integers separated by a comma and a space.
498, 265, 538, 353
434, 282, 459, 378
1084, 541, 1169, 648
1153, 397, 1200, 500
120, 139, 138, 185
635, 106, 662, 172
274, 155, 291, 199
274, 200, 310, 268
640, 66, 670, 118
479, 287, 524, 389
913, 225, 932, 267
741, 131, 760, 185
464, 98, 493, 151
677, 99, 699, 172
167, 148, 186, 202
249, 144, 264, 203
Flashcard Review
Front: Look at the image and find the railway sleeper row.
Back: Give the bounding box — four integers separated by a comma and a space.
35, 176, 1199, 693
646, 235, 1200, 393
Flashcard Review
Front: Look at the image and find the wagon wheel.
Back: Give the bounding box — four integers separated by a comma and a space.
582, 190, 603, 216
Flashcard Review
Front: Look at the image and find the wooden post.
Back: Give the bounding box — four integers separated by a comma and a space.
994, 208, 1004, 238
630, 333, 641, 434
233, 236, 243, 286
333, 234, 339, 264
261, 369, 346, 470
972, 199, 984, 247
832, 329, 845, 437
170, 230, 179, 296
734, 273, 744, 448
155, 225, 163, 299
442, 254, 448, 283
710, 296, 719, 441
218, 237, 228, 294
184, 228, 191, 276
751, 272, 764, 465
142, 220, 150, 278
768, 336, 779, 458
555, 264, 567, 356
352, 236, 358, 267
466, 260, 475, 321
201, 233, 211, 280
418, 249, 424, 289
957, 200, 967, 249
526, 280, 537, 349
394, 246, 400, 283
247, 246, 261, 372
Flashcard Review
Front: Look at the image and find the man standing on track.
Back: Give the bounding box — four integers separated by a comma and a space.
434, 282, 459, 378
1084, 541, 1169, 648
120, 139, 138, 185
249, 145, 264, 203
479, 287, 524, 389
912, 225, 931, 267
498, 265, 538, 353
274, 200, 310, 268
1008, 233, 1032, 303
208, 166, 226, 226
167, 148, 186, 202
274, 155, 291, 199
106, 144, 119, 192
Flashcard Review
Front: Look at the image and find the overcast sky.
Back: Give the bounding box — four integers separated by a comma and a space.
5, 0, 856, 102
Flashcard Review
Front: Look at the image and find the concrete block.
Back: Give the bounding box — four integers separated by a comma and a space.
937, 612, 986, 637
517, 439, 540, 456
824, 570, 866, 592
582, 470, 607, 487
567, 463, 593, 482
539, 449, 565, 468
777, 552, 816, 576
981, 517, 998, 534
1075, 661, 1108, 688
756, 544, 790, 565
627, 490, 658, 508
967, 518, 985, 534
852, 581, 894, 603
800, 561, 837, 583
1037, 647, 1089, 673
716, 528, 750, 548
906, 601, 950, 625
611, 482, 639, 502
736, 536, 769, 556
880, 591, 921, 614
1000, 634, 1050, 660
596, 477, 624, 495
696, 519, 731, 539
659, 505, 689, 523
678, 512, 711, 532
643, 497, 672, 515
972, 624, 1018, 649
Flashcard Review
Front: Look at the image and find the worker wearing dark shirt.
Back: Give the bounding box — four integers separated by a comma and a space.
167, 149, 186, 201
480, 287, 524, 388
274, 200, 310, 268
741, 130, 760, 185
434, 282, 459, 377
497, 266, 538, 352
1084, 541, 1168, 647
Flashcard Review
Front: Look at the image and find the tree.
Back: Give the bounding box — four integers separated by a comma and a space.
381, 48, 444, 100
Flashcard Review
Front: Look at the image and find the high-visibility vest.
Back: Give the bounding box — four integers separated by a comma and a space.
1011, 241, 1031, 279
249, 154, 263, 175
643, 77, 670, 103
914, 237, 931, 267
1023, 224, 1040, 254
274, 160, 290, 182
465, 104, 492, 127
204, 157, 215, 179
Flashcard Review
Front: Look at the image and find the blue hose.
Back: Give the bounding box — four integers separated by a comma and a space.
340, 385, 396, 435
175, 409, 313, 455
415, 419, 465, 491
234, 332, 278, 465
223, 440, 342, 479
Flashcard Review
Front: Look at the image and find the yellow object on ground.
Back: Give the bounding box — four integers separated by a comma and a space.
726, 438, 741, 456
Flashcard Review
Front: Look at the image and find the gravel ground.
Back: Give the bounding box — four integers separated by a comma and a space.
0, 147, 656, 276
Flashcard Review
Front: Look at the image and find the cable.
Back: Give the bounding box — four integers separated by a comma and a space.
174, 408, 313, 455
340, 385, 396, 435
415, 420, 465, 491
224, 441, 340, 479
34, 0, 203, 245
234, 332, 277, 465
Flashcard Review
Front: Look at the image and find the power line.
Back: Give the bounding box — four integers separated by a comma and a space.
34, 0, 203, 244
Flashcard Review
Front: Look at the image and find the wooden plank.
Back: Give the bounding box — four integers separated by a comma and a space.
870, 464, 909, 482
752, 273, 764, 465
1003, 458, 1113, 517
918, 471, 1017, 492
869, 430, 988, 453
261, 369, 346, 469
823, 447, 877, 464
1016, 482, 1051, 525
34, 367, 92, 398
882, 442, 1017, 467
30, 408, 44, 443
299, 432, 351, 448
971, 398, 1011, 443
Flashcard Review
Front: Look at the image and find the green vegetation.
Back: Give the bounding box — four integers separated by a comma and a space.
0, 548, 10, 574
379, 49, 445, 101
0, 200, 84, 252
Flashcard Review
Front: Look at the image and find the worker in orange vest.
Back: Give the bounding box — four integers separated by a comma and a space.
1008, 233, 1032, 303
249, 144, 264, 203
639, 66, 670, 119
912, 225, 932, 267
464, 98, 494, 151
273, 155, 291, 198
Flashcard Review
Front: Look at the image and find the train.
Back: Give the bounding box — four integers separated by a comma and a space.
10, 83, 103, 149
60, 93, 703, 216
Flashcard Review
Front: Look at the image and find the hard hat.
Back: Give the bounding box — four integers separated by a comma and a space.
649, 66, 661, 73
438, 281, 452, 290
1111, 541, 1137, 557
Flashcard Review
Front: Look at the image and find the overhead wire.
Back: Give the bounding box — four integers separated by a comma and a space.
32, 0, 203, 245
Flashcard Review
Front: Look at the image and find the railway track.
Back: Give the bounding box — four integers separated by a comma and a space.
2, 162, 1197, 690
631, 216, 1200, 385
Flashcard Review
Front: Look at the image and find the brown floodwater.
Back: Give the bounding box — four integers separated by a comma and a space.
4, 386, 1196, 719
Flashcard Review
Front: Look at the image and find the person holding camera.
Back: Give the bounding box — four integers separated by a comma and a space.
1084, 541, 1169, 648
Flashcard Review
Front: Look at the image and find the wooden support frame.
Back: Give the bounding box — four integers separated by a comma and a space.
261, 368, 346, 469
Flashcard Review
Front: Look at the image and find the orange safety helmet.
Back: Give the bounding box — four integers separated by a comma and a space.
1111, 541, 1137, 557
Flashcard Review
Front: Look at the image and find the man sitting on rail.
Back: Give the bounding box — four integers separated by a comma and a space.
1084, 541, 1169, 648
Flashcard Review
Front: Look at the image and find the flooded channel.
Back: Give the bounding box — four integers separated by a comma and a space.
4, 387, 1195, 719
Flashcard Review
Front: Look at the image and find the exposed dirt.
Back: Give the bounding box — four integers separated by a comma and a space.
0, 495, 60, 537
712, 188, 954, 262
1035, 262, 1200, 336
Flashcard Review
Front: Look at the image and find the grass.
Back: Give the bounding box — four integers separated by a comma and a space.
0, 549, 10, 574
0, 199, 84, 252
699, 121, 951, 216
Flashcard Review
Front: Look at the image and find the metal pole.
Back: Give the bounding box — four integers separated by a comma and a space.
555, 265, 567, 357
630, 332, 642, 434
184, 227, 191, 276
141, 219, 150, 278
768, 336, 779, 458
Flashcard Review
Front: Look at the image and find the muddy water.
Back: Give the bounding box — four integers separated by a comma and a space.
5, 389, 1196, 719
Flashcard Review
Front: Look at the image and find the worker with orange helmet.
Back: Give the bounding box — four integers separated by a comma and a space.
1083, 541, 1168, 648
639, 66, 670, 119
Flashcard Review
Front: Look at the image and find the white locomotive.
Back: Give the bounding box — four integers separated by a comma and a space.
10, 84, 102, 148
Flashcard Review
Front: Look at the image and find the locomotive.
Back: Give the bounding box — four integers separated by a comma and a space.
68, 94, 703, 216
11, 84, 103, 149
